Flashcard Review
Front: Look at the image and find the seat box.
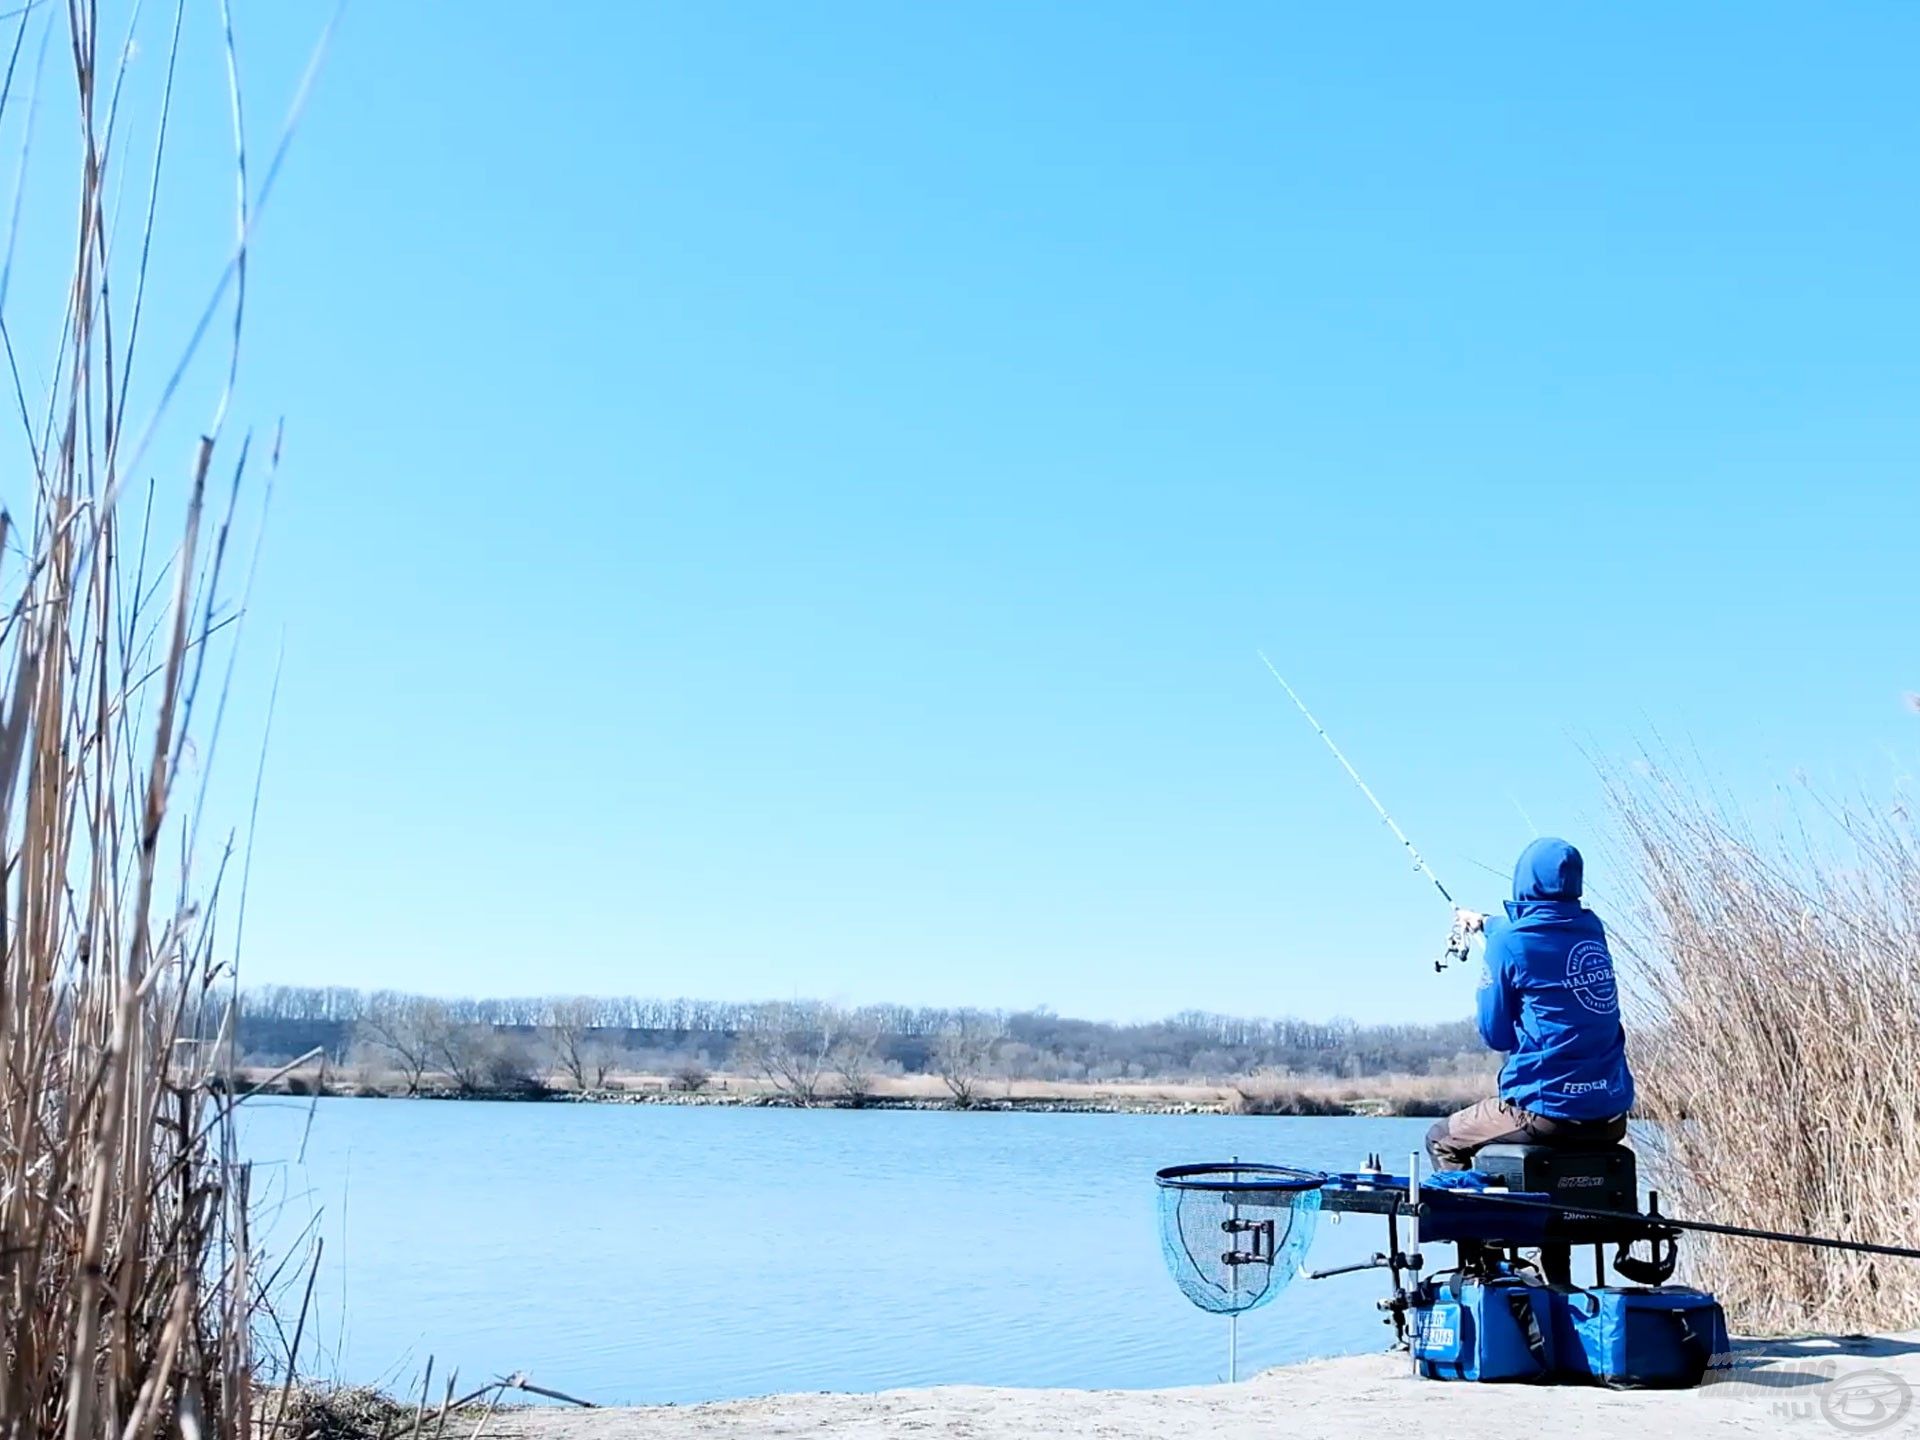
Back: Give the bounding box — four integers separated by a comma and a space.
1476, 1143, 1637, 1212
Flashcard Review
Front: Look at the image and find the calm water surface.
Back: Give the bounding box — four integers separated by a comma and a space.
238, 1098, 1431, 1405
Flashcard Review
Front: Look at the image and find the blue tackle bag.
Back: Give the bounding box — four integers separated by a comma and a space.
1550, 1286, 1729, 1389
1410, 1274, 1556, 1382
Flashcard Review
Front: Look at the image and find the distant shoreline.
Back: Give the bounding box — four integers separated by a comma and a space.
234, 1067, 1490, 1118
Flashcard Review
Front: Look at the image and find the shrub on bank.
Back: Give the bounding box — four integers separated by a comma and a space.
1231, 1072, 1350, 1116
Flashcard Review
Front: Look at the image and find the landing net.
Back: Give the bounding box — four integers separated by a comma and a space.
1153, 1164, 1324, 1315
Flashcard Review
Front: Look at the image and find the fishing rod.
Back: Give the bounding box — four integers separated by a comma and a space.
1257, 652, 1472, 971
1443, 1187, 1920, 1265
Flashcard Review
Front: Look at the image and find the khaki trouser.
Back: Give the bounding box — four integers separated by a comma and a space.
1425, 1097, 1627, 1173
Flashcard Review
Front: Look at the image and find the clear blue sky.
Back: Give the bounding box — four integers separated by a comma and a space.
122, 3, 1920, 1022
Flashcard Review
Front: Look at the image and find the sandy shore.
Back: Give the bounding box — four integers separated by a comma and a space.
485, 1334, 1920, 1439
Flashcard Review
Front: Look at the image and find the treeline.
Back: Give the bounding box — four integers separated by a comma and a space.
235, 985, 1482, 1088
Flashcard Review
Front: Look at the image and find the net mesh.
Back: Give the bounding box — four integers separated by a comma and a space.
1154, 1165, 1323, 1315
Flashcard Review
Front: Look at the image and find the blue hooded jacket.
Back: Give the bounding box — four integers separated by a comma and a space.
1477, 838, 1634, 1121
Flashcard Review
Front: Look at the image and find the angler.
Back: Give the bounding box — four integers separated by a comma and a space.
1427, 838, 1635, 1175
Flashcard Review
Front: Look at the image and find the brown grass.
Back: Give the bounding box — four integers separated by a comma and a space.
0, 4, 310, 1436
1229, 1069, 1494, 1118
1609, 763, 1920, 1334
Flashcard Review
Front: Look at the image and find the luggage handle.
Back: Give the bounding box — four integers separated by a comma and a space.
1440, 1271, 1552, 1378
1559, 1285, 1601, 1319
1503, 1289, 1552, 1376
1664, 1310, 1712, 1370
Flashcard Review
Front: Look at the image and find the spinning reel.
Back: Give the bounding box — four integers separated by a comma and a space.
1438, 909, 1477, 973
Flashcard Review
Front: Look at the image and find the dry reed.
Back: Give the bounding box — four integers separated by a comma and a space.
0, 3, 305, 1436
1609, 763, 1920, 1334
1229, 1068, 1494, 1118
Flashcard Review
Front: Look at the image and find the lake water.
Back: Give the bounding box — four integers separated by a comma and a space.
237, 1098, 1434, 1406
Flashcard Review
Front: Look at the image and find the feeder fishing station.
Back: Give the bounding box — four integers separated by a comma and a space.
1194, 662, 1920, 1385
1155, 1138, 1920, 1389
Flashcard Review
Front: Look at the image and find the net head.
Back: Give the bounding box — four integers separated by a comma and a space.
1153, 1164, 1324, 1315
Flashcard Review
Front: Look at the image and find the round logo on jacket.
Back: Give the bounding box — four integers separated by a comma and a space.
1565, 939, 1618, 1015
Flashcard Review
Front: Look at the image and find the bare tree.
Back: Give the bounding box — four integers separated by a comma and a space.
545, 997, 618, 1091
356, 995, 449, 1095
579, 1040, 619, 1090
828, 1009, 883, 1105
933, 1012, 1004, 1108
434, 1025, 540, 1095
432, 1022, 489, 1094
735, 1002, 839, 1106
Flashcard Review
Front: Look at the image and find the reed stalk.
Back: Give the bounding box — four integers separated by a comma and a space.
1608, 763, 1920, 1334
0, 3, 292, 1435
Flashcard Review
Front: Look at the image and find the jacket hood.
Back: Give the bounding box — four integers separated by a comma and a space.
1512, 837, 1583, 904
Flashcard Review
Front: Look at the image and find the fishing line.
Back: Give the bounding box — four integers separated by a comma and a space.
1506, 791, 1539, 838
